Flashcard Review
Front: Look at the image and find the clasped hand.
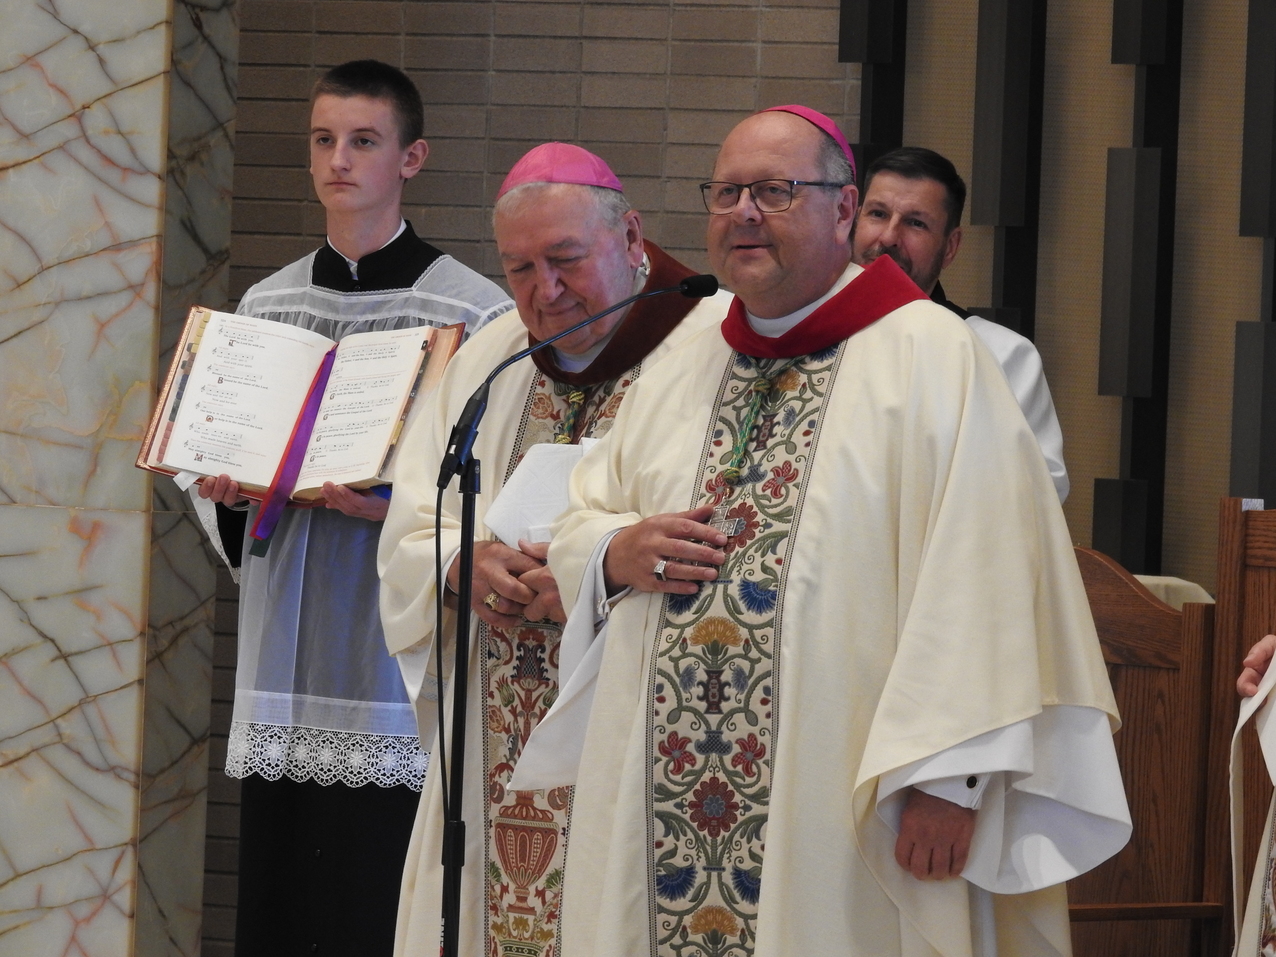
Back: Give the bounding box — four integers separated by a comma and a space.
450, 539, 566, 629
1239, 633, 1276, 697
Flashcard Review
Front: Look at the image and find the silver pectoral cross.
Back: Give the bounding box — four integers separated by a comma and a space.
709, 504, 745, 538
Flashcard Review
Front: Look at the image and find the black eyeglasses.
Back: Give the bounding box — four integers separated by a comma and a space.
699, 179, 848, 214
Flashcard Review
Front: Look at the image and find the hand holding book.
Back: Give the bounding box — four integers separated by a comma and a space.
139, 306, 464, 503
193, 474, 389, 522
319, 481, 390, 522
196, 473, 246, 507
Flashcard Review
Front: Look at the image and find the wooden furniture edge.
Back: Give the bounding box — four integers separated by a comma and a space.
1068, 902, 1225, 922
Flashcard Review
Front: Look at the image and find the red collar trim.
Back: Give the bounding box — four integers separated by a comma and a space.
721, 256, 926, 359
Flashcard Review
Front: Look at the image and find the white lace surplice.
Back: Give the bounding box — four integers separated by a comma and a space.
222, 248, 513, 790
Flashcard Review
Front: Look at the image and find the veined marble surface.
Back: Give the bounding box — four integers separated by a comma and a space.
0, 0, 238, 954
0, 0, 169, 511
0, 504, 148, 952
136, 506, 216, 957
136, 1, 237, 950
159, 0, 237, 369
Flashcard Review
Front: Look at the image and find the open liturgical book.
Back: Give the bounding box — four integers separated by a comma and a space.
138, 306, 463, 506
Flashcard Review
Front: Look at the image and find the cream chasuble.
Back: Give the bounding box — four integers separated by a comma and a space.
546, 257, 1128, 957
380, 244, 730, 957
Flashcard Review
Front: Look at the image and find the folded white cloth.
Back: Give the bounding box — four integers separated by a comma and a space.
178, 470, 240, 583
484, 439, 598, 547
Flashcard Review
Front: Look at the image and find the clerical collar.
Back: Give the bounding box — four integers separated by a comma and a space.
553, 326, 618, 373
548, 253, 651, 374
311, 221, 444, 293
330, 220, 407, 279
530, 241, 700, 386
745, 261, 860, 338
721, 255, 928, 359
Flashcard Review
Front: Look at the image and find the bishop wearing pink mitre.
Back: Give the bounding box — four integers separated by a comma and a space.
379, 142, 731, 957
511, 106, 1131, 957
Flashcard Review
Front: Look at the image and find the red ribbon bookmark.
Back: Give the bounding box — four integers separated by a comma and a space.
250, 346, 337, 555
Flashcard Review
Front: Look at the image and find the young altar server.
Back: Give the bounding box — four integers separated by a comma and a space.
196, 61, 513, 956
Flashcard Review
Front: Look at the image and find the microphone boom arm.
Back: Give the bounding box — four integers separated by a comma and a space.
436, 275, 716, 487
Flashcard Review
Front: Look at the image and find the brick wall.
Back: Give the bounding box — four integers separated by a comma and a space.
209, 1, 859, 950
229, 0, 861, 301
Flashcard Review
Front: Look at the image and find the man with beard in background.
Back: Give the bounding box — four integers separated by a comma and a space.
851, 146, 1069, 501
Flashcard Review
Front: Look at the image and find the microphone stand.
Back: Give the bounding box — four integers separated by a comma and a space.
433, 274, 717, 957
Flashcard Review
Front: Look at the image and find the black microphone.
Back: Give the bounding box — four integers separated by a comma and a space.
436, 275, 718, 486
677, 274, 719, 298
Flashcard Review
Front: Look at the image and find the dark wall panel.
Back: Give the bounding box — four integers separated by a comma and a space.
1112, 0, 1168, 65
1241, 0, 1276, 238
1099, 147, 1162, 398
841, 0, 908, 170
971, 0, 1033, 227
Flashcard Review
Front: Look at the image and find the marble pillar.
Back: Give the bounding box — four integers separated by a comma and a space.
0, 1, 237, 954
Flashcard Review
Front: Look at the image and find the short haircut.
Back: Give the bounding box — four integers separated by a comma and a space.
311, 60, 424, 147
863, 147, 966, 234
493, 182, 634, 232
816, 133, 855, 189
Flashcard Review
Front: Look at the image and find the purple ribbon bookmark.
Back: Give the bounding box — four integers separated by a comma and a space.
250, 346, 337, 555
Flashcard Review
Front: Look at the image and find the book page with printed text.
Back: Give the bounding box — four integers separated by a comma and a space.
293, 325, 435, 495
157, 310, 334, 489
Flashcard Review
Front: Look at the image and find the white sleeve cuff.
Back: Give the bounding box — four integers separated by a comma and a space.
392, 543, 460, 706
439, 544, 462, 596
876, 706, 1131, 893
879, 719, 1031, 823
395, 641, 437, 704
558, 528, 623, 687
592, 529, 631, 619
915, 773, 991, 809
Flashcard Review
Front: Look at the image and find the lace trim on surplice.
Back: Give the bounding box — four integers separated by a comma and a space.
224, 721, 428, 790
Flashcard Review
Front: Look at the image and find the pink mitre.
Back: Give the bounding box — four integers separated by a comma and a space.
760, 105, 857, 182
496, 142, 624, 200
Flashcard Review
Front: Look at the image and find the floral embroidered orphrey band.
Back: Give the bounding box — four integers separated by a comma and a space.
483, 363, 641, 957
648, 342, 843, 956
